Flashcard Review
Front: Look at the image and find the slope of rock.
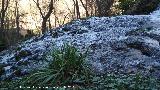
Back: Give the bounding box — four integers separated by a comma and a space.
0, 8, 160, 80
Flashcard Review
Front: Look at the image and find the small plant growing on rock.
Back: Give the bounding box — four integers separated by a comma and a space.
0, 64, 5, 76
20, 44, 92, 87
0, 39, 7, 51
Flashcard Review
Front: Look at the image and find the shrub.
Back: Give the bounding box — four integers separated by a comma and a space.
0, 39, 7, 52
118, 0, 137, 12
118, 0, 160, 15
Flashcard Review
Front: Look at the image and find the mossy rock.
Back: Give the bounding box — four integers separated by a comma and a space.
69, 30, 88, 34
15, 55, 21, 61
126, 28, 151, 36
15, 50, 32, 61
17, 60, 29, 66
13, 69, 22, 77
16, 47, 22, 51
18, 50, 32, 57
0, 64, 5, 76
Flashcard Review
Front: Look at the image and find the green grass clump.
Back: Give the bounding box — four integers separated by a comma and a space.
19, 44, 93, 87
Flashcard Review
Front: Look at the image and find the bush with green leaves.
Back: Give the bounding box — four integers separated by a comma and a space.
118, 0, 136, 12
118, 0, 160, 15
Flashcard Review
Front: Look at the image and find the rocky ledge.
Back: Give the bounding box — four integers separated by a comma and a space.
0, 8, 160, 80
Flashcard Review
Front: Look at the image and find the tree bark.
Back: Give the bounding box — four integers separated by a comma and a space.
0, 0, 9, 38
42, 18, 47, 33
15, 0, 20, 38
72, 0, 80, 19
49, 17, 51, 29
75, 0, 80, 19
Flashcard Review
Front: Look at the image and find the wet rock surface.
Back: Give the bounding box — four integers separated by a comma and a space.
1, 8, 160, 80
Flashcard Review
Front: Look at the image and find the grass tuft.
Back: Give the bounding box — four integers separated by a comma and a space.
19, 44, 93, 87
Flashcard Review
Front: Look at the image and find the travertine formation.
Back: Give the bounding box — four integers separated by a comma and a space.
0, 7, 160, 80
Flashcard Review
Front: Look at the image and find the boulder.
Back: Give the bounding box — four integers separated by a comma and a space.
1, 8, 160, 80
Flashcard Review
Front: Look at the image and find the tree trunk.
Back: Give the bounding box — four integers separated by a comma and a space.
75, 0, 80, 19
1, 0, 5, 31
0, 0, 9, 39
73, 0, 80, 19
42, 18, 47, 33
33, 0, 54, 34
49, 17, 51, 29
15, 0, 20, 38
72, 0, 76, 19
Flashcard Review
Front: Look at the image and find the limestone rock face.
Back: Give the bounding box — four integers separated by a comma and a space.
0, 7, 160, 80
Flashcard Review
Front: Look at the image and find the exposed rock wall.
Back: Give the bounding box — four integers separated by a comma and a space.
0, 7, 160, 80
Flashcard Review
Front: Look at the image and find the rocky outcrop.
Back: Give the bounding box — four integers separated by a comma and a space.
0, 8, 160, 80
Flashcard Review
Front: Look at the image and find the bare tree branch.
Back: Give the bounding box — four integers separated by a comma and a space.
33, 0, 44, 18
79, 0, 89, 17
